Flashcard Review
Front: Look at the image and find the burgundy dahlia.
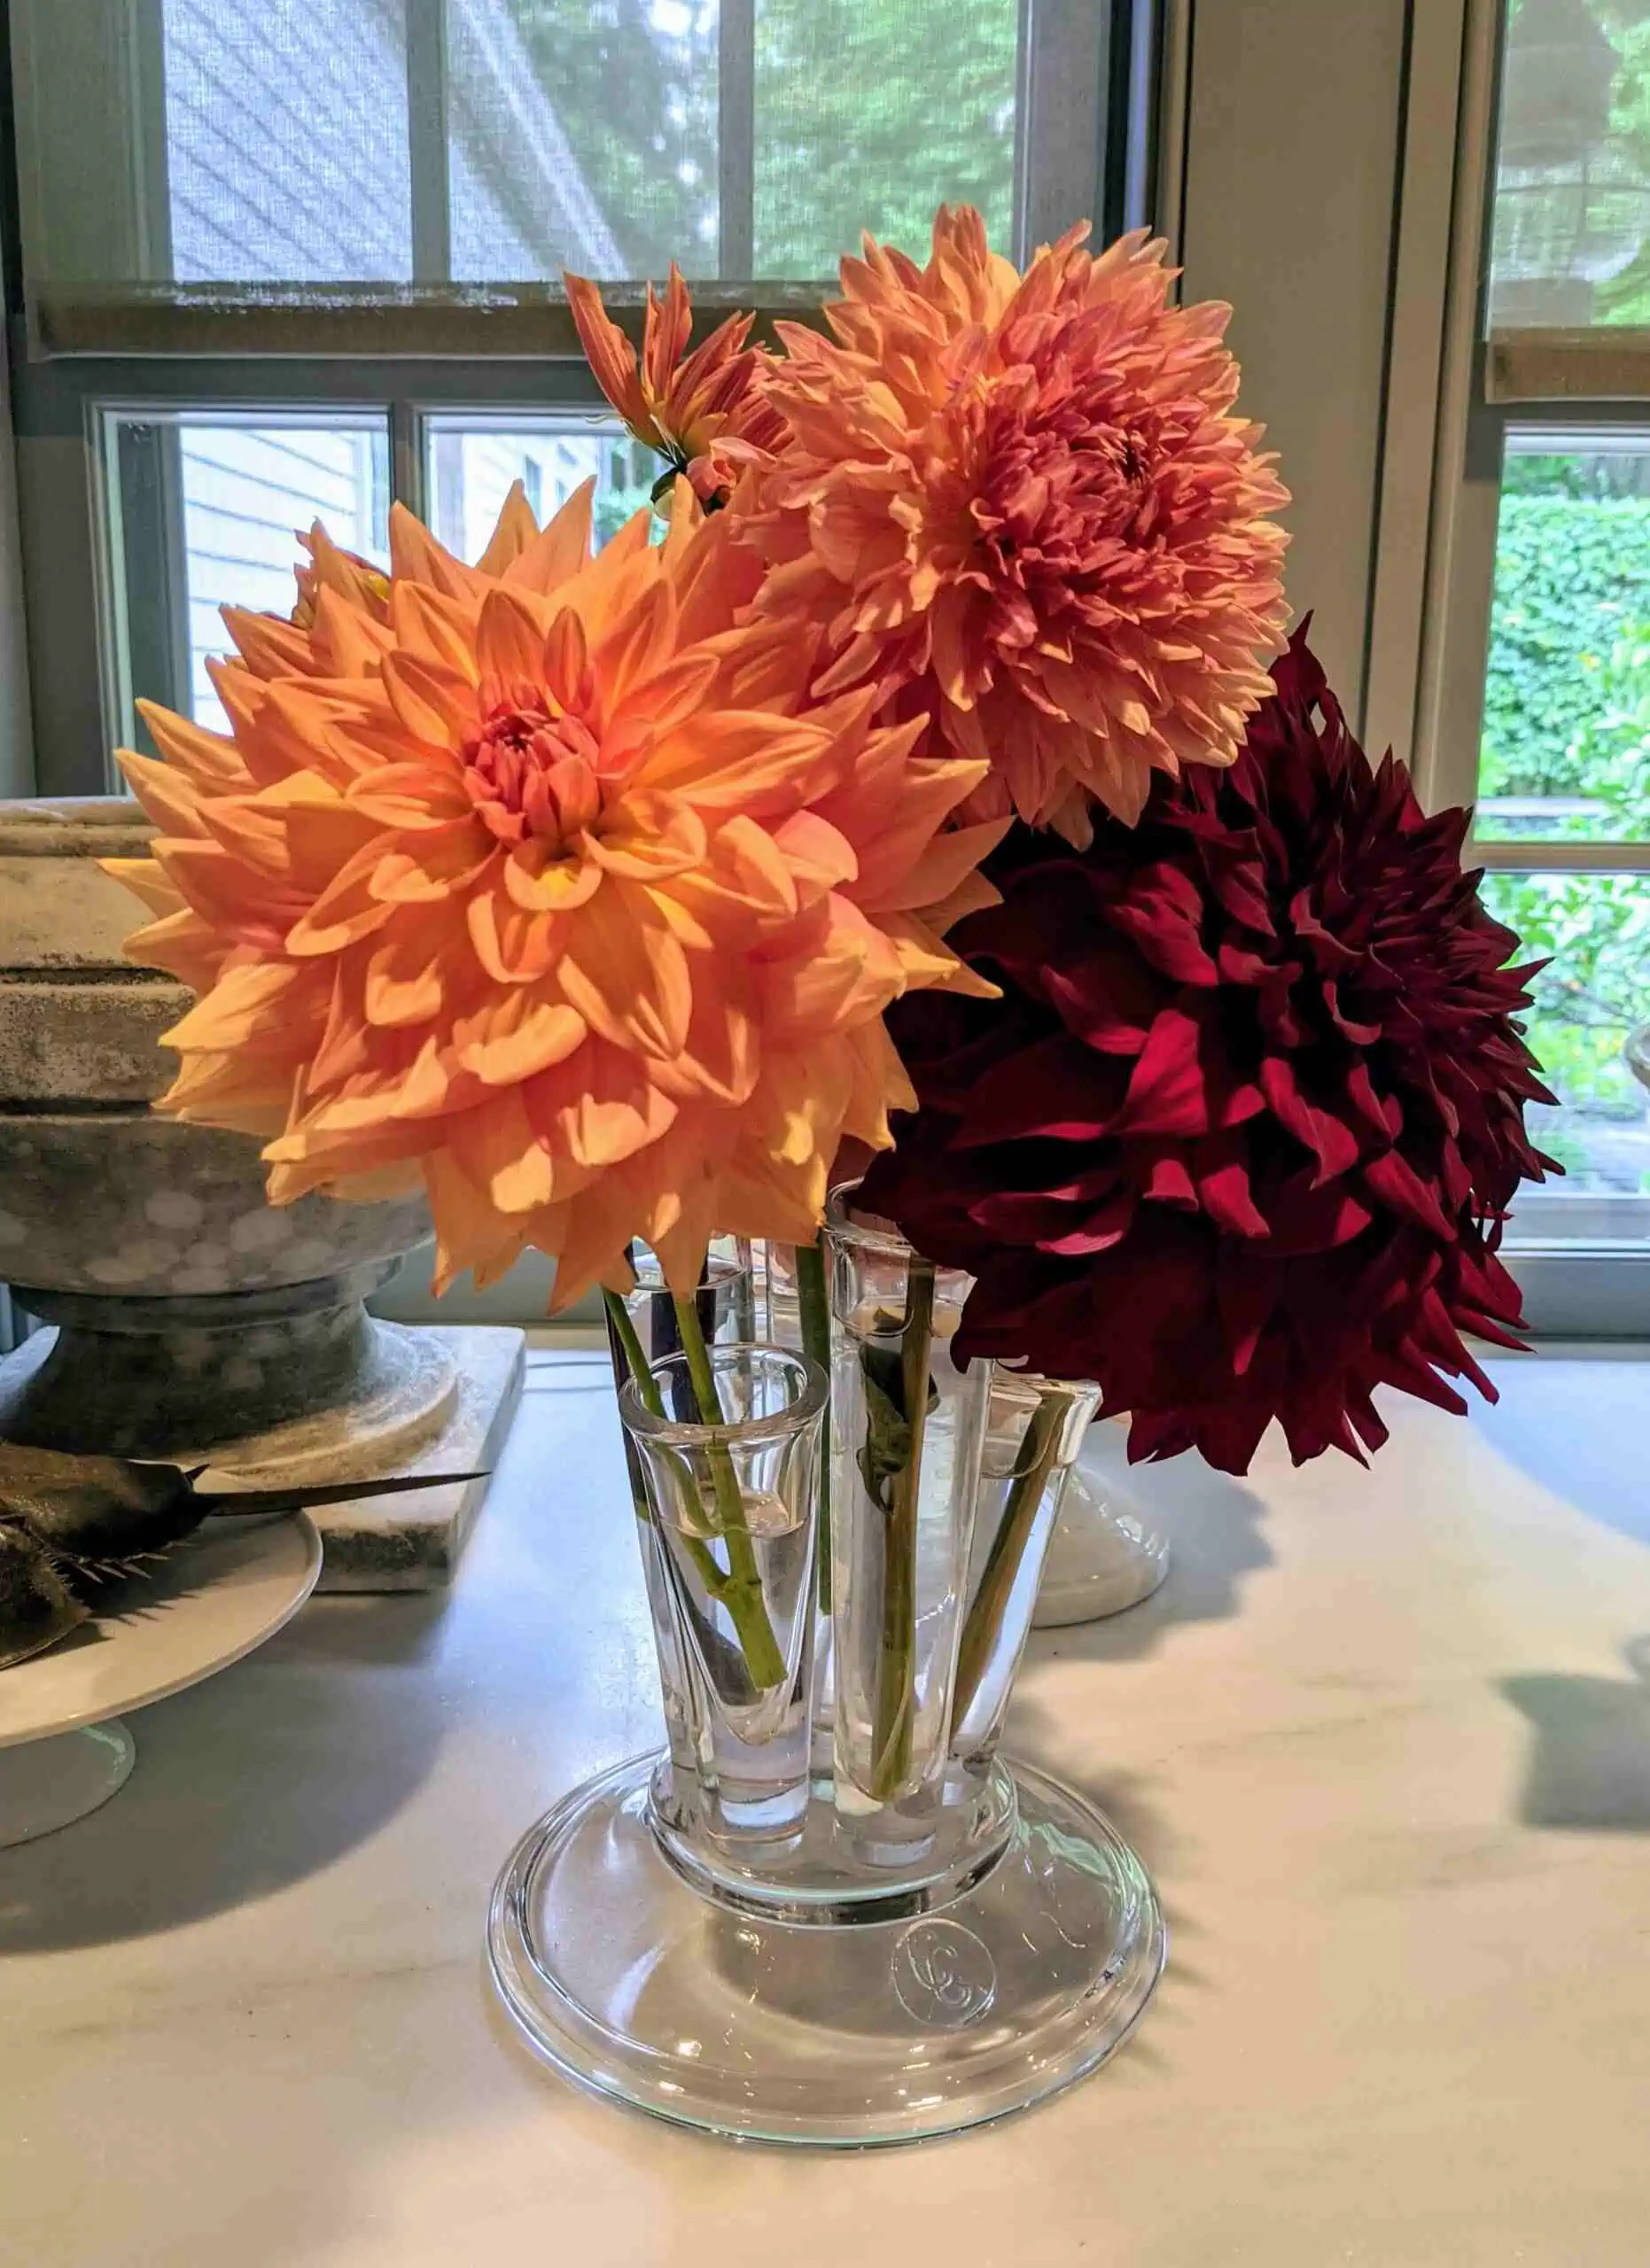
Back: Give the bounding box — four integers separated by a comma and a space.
860, 630, 1558, 1474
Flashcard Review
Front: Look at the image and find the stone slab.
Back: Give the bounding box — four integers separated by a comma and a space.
202, 1324, 527, 1593
0, 974, 187, 1103
0, 847, 155, 972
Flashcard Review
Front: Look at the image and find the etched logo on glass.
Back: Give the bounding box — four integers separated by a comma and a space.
891, 1919, 997, 2029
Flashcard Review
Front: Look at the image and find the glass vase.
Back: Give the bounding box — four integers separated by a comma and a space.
603, 1239, 757, 1787
824, 1186, 992, 1872
753, 1237, 839, 1766
622, 1344, 824, 1868
953, 1369, 1102, 1770
489, 1210, 1165, 2147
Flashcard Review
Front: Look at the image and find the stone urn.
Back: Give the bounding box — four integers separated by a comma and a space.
0, 799, 523, 1588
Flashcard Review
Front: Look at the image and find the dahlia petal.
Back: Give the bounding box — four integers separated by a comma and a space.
876, 819, 1008, 915
118, 750, 211, 840
134, 703, 246, 791
476, 586, 552, 694
1117, 1006, 1210, 1138
455, 993, 587, 1086
155, 837, 306, 940
389, 503, 482, 602
1259, 1055, 1362, 1182
557, 880, 693, 1060
445, 1091, 557, 1215
502, 479, 596, 595
474, 480, 541, 578
222, 607, 315, 680
345, 760, 471, 831
591, 577, 677, 717
639, 711, 837, 814
502, 839, 603, 913
163, 960, 306, 1052
583, 793, 707, 882
466, 875, 558, 983
391, 582, 482, 681
387, 653, 483, 748
363, 927, 448, 1027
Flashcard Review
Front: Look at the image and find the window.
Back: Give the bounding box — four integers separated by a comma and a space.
99, 409, 393, 746
9, 1, 1148, 797
1387, 0, 1650, 1328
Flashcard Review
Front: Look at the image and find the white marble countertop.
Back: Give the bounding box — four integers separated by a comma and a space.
6, 1348, 1650, 2267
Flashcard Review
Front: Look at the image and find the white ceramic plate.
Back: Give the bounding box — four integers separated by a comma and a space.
0, 1513, 322, 1747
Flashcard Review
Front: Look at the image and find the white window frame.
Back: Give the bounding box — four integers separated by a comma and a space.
1360, 0, 1650, 1337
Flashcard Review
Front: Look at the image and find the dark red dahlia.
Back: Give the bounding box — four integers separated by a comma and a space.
860, 630, 1558, 1474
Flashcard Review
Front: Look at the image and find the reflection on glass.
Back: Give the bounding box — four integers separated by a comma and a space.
1483, 870, 1650, 1241
102, 412, 391, 746
1489, 0, 1650, 329
423, 416, 665, 560
1479, 440, 1650, 844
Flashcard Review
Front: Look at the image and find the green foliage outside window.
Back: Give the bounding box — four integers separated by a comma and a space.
517, 0, 1017, 281
1479, 467, 1650, 1145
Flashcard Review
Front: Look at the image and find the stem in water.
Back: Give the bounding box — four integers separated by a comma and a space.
868, 1256, 935, 1801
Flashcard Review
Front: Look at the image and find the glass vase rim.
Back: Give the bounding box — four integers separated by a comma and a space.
618, 1340, 829, 1447
825, 1176, 923, 1262
992, 1362, 1103, 1398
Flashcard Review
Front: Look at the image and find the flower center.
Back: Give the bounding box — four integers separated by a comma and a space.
461, 700, 604, 850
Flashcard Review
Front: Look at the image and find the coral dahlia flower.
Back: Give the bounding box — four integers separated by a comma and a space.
565, 262, 787, 509
106, 482, 1000, 1309
738, 206, 1291, 839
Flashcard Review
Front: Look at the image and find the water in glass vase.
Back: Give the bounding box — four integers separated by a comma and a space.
621, 1345, 825, 1859
826, 1193, 991, 1872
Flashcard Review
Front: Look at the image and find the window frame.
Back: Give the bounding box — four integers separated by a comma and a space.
1368, 0, 1650, 1335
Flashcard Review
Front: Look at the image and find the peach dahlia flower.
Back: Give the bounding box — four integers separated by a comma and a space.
106, 481, 1001, 1308
737, 207, 1291, 840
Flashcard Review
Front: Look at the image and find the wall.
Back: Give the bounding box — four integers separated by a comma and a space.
1175, 0, 1412, 726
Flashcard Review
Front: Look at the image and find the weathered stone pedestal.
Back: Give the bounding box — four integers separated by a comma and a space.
0, 797, 523, 1590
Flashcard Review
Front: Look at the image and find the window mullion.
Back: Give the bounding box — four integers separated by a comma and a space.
1473, 842, 1650, 875
391, 399, 424, 521
406, 0, 452, 284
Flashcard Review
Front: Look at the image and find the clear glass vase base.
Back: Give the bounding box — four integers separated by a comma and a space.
488, 1751, 1165, 2147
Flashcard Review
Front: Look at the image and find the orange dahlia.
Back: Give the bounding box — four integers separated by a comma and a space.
564, 263, 787, 509
106, 481, 1000, 1308
736, 206, 1291, 839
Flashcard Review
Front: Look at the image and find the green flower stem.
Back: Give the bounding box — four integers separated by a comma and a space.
670, 1292, 788, 1694
603, 1286, 732, 1614
952, 1385, 1073, 1728
793, 1236, 833, 1614
869, 1256, 935, 1802
603, 1289, 664, 1421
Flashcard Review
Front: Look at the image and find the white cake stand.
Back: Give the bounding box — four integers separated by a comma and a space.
1034, 1420, 1171, 1628
0, 1513, 322, 1845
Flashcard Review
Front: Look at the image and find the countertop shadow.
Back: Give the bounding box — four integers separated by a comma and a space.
1499, 1635, 1650, 1834
0, 1592, 450, 1953
1474, 1357, 1650, 1551
1031, 1448, 1271, 1668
